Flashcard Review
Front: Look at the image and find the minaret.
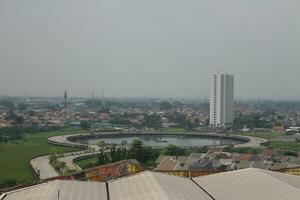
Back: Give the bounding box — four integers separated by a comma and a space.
64, 89, 68, 109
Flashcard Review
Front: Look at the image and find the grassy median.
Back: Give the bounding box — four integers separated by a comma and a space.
75, 156, 98, 169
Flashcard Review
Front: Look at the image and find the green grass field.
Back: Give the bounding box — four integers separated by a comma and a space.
268, 141, 300, 151
75, 156, 98, 169
0, 130, 80, 183
229, 131, 300, 151
230, 131, 283, 140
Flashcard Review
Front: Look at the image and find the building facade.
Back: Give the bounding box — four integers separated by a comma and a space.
209, 72, 234, 127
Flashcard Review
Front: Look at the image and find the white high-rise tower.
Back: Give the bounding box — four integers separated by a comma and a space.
209, 72, 234, 127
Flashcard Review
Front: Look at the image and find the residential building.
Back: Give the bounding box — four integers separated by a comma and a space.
209, 72, 234, 127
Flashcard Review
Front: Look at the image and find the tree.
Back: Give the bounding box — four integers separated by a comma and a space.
100, 107, 110, 113
142, 146, 160, 162
0, 99, 15, 110
97, 141, 106, 148
180, 119, 194, 130
97, 149, 108, 165
165, 112, 185, 125
110, 118, 133, 126
233, 113, 272, 129
121, 148, 127, 160
0, 127, 25, 142
127, 140, 143, 161
29, 110, 36, 116
127, 140, 159, 163
49, 154, 57, 164
163, 145, 186, 156
193, 118, 200, 127
110, 145, 116, 162
159, 101, 173, 110
115, 148, 122, 161
172, 101, 183, 108
80, 121, 90, 130
143, 114, 161, 129
85, 100, 103, 108
15, 116, 24, 124
18, 103, 27, 110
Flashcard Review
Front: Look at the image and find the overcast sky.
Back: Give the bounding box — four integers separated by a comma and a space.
0, 0, 299, 100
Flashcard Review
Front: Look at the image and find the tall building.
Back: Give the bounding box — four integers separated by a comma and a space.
209, 72, 234, 127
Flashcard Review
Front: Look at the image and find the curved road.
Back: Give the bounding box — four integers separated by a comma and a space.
30, 155, 59, 179
234, 135, 268, 148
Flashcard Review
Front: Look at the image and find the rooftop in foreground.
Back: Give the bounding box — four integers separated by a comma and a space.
1, 168, 300, 200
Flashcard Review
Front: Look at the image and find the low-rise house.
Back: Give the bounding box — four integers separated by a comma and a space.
234, 154, 254, 162
262, 148, 275, 160
156, 156, 181, 171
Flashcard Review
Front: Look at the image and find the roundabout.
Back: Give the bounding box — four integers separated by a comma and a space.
48, 131, 269, 150
29, 132, 268, 180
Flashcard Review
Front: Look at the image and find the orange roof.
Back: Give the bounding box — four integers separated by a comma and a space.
262, 149, 274, 157
234, 154, 253, 161
208, 147, 224, 153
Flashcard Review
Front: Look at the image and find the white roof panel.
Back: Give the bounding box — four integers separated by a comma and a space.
109, 171, 212, 200
3, 180, 106, 200
3, 168, 300, 200
193, 168, 300, 200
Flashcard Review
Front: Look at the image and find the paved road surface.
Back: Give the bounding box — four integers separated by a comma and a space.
57, 152, 97, 171
234, 135, 268, 148
30, 155, 59, 179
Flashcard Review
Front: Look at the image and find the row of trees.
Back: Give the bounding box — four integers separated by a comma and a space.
222, 146, 262, 155
0, 126, 62, 143
0, 99, 15, 110
233, 113, 272, 129
96, 146, 127, 166
83, 99, 203, 130
4, 112, 24, 125
109, 112, 201, 130
0, 100, 29, 111
143, 114, 162, 129
95, 140, 160, 167
84, 99, 187, 111
83, 140, 209, 169
49, 154, 66, 174
0, 127, 25, 143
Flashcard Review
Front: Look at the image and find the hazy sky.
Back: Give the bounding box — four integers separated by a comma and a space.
0, 0, 299, 99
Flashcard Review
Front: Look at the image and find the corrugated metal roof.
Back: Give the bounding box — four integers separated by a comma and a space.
3, 180, 106, 200
259, 169, 300, 189
109, 171, 212, 200
193, 168, 300, 200
2, 168, 300, 200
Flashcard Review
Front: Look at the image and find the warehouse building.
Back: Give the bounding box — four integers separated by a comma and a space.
1, 168, 300, 200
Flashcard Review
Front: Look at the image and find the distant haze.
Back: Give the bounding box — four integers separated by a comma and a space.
0, 0, 299, 100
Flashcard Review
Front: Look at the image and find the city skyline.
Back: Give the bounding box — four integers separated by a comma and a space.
1, 0, 300, 197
